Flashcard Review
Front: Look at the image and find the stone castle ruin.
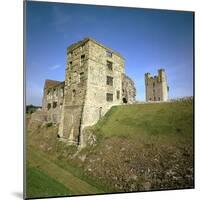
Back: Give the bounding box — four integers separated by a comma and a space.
145, 69, 169, 102
42, 38, 136, 147
42, 80, 65, 123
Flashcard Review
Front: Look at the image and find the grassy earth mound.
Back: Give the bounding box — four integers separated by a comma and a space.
26, 99, 194, 197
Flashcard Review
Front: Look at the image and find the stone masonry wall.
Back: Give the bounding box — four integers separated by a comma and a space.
47, 37, 137, 147
145, 69, 168, 102
42, 81, 64, 123
58, 39, 89, 144
122, 73, 136, 103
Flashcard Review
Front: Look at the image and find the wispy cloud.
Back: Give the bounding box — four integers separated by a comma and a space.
51, 6, 72, 33
49, 64, 62, 70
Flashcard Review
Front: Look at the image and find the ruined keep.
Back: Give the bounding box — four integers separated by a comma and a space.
145, 69, 169, 102
42, 38, 136, 147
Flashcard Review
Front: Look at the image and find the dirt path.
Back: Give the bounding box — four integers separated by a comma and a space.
27, 147, 104, 195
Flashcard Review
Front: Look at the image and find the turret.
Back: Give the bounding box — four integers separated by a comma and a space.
145, 72, 151, 85
158, 69, 166, 82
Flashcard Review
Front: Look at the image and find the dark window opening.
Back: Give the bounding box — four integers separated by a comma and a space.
149, 98, 152, 101
53, 102, 57, 108
107, 61, 113, 71
72, 89, 76, 101
117, 90, 120, 100
69, 61, 72, 69
153, 82, 155, 87
79, 72, 84, 82
80, 54, 85, 65
106, 76, 113, 86
53, 88, 57, 96
154, 97, 156, 101
158, 97, 160, 101
47, 89, 51, 95
106, 51, 112, 57
47, 103, 51, 110
106, 93, 113, 102
123, 97, 127, 103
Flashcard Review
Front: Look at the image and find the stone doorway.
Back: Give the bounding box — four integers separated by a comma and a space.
123, 97, 127, 103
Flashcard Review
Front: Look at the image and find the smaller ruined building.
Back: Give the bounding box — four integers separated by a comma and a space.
41, 38, 136, 147
42, 80, 65, 123
145, 69, 169, 102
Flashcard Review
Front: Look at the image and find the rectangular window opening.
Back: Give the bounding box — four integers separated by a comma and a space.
106, 93, 113, 102
80, 55, 85, 66
53, 102, 57, 108
79, 72, 84, 82
107, 61, 113, 71
47, 103, 51, 110
106, 76, 113, 86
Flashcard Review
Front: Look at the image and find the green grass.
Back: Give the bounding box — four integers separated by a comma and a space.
53, 156, 112, 193
27, 146, 105, 196
94, 100, 193, 143
26, 165, 71, 199
26, 99, 194, 194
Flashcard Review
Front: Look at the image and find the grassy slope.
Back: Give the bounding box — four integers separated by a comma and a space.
26, 120, 107, 198
27, 165, 71, 199
26, 100, 194, 195
95, 101, 193, 142
27, 146, 104, 196
82, 100, 194, 191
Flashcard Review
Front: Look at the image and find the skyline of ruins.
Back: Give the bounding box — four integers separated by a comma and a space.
26, 1, 193, 105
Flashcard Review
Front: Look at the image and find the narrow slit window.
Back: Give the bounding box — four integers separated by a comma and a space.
117, 90, 120, 100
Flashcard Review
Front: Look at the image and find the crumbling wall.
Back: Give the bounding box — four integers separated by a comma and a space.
122, 73, 136, 104
58, 39, 89, 145
42, 80, 65, 123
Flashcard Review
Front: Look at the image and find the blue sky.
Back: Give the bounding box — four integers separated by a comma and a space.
26, 1, 194, 106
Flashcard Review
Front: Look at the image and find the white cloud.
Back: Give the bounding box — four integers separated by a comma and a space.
49, 64, 61, 70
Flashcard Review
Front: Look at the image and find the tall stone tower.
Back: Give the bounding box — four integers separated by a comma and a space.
58, 38, 135, 147
145, 69, 169, 102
